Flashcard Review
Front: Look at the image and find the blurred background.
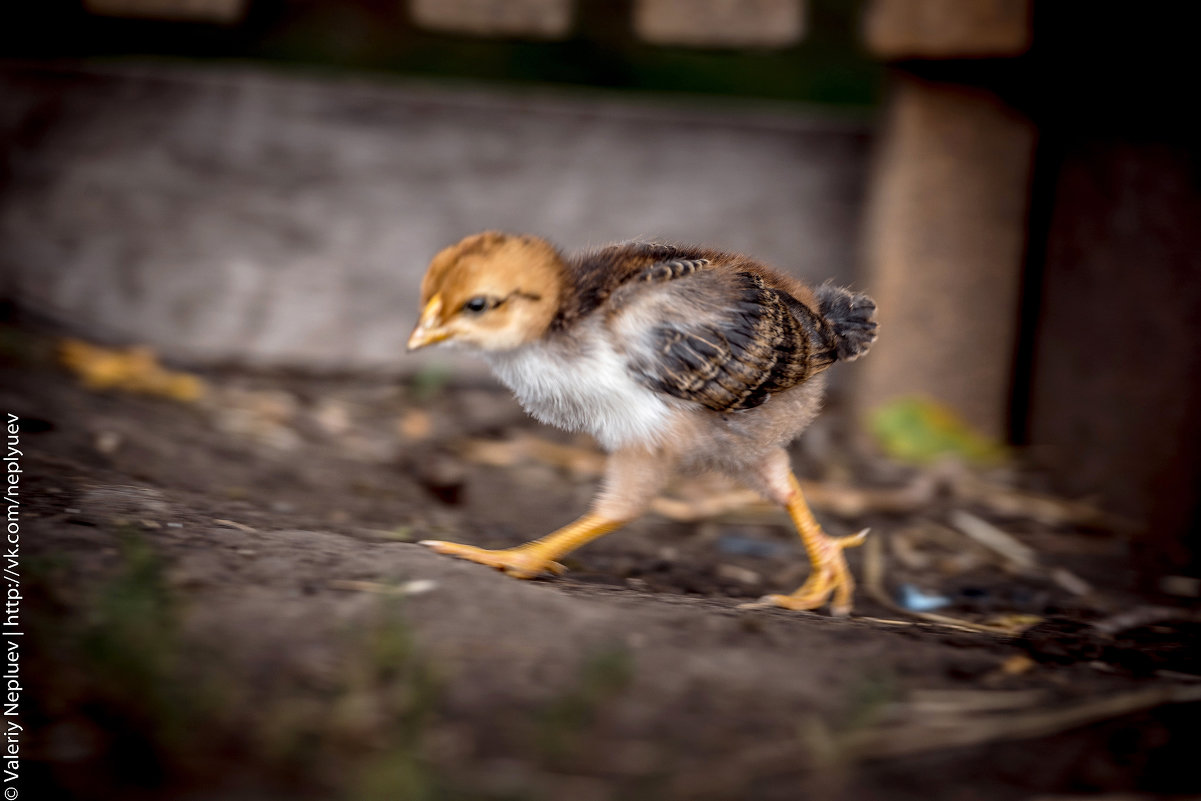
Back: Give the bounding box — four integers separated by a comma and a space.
4, 0, 1198, 571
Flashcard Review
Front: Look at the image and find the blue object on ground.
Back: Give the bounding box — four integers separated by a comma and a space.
897, 583, 953, 612
716, 534, 793, 559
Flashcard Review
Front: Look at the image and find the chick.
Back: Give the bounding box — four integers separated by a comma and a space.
408, 232, 877, 614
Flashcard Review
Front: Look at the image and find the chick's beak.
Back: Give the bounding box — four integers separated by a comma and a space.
407, 295, 451, 351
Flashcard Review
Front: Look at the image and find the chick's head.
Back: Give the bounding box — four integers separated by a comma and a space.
408, 232, 565, 352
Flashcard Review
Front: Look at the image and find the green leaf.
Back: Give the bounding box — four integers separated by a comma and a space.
869, 397, 1007, 465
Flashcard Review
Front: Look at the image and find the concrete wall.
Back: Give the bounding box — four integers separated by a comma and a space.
0, 62, 871, 374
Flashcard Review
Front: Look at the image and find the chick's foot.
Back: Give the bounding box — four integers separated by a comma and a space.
419, 514, 625, 580
740, 528, 868, 616
419, 540, 567, 579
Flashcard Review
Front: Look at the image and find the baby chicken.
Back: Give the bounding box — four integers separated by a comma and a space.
408, 232, 877, 614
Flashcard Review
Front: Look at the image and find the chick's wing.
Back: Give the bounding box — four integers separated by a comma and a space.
611, 263, 838, 413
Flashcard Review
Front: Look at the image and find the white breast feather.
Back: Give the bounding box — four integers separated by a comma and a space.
484, 333, 674, 451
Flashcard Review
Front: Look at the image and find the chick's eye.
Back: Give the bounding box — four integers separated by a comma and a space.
463, 296, 490, 313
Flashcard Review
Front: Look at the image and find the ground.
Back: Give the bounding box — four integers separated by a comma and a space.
6, 323, 1200, 801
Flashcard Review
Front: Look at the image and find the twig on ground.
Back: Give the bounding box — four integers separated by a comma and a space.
948, 510, 1038, 571
458, 435, 605, 478
838, 683, 1201, 761
1092, 605, 1201, 634
327, 579, 438, 596
862, 533, 1039, 635
673, 682, 1201, 798
214, 518, 258, 533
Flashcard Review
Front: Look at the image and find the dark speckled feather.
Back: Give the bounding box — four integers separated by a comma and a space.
555, 241, 876, 414
633, 270, 838, 412
551, 241, 689, 330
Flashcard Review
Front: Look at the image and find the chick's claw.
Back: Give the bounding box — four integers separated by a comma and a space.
419, 539, 566, 579
739, 528, 869, 617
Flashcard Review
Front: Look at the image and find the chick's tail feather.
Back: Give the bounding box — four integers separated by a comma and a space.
814, 283, 878, 362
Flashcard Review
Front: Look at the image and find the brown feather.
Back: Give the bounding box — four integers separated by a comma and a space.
562, 242, 853, 414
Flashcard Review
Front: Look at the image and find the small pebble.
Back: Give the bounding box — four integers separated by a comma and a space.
95, 431, 122, 454
716, 564, 762, 585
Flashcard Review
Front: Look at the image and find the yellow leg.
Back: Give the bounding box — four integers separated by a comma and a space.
742, 473, 868, 616
420, 514, 625, 579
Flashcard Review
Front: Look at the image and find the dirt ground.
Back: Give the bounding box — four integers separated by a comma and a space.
5, 320, 1200, 801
